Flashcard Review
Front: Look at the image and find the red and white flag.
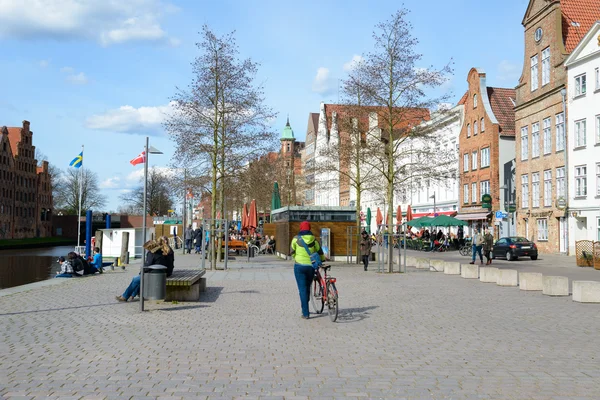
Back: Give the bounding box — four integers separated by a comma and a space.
130, 151, 146, 166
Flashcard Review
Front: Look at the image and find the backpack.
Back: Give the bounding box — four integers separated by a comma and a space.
296, 236, 323, 269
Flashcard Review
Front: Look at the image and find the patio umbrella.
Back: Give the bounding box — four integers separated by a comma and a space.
271, 182, 281, 212
406, 205, 413, 225
376, 207, 383, 227
429, 215, 468, 227
407, 216, 435, 228
248, 199, 258, 234
366, 207, 372, 234
241, 203, 248, 230
396, 205, 402, 227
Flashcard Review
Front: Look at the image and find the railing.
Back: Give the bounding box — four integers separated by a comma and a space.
575, 240, 600, 269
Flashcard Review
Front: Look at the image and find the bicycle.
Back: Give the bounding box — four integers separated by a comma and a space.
310, 264, 339, 322
459, 240, 473, 256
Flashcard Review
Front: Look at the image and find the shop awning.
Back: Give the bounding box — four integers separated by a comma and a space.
454, 212, 491, 221
411, 211, 457, 218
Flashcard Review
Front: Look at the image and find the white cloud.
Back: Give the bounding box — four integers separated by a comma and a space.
497, 60, 521, 83
343, 55, 363, 71
85, 102, 175, 135
60, 66, 88, 85
0, 0, 179, 46
39, 59, 50, 68
60, 66, 74, 73
99, 177, 121, 189
312, 67, 335, 94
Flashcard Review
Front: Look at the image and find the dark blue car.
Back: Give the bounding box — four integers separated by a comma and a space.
492, 236, 539, 261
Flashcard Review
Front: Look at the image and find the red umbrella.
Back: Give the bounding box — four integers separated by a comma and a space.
406, 205, 413, 226
396, 205, 402, 227
376, 207, 383, 226
248, 199, 258, 234
241, 203, 248, 230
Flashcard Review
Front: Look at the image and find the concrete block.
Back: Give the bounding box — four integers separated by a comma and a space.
166, 281, 202, 301
497, 269, 518, 287
443, 261, 461, 274
519, 272, 543, 291
405, 256, 418, 267
416, 258, 430, 270
572, 281, 600, 303
461, 264, 479, 279
542, 276, 569, 296
479, 267, 498, 283
430, 259, 445, 272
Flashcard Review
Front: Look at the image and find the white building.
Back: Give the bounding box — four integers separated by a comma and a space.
314, 103, 340, 207
564, 21, 600, 252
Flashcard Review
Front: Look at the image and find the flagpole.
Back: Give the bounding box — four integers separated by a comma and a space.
140, 137, 149, 312
77, 145, 84, 252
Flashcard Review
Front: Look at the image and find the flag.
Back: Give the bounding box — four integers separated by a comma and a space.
69, 152, 83, 168
130, 151, 145, 166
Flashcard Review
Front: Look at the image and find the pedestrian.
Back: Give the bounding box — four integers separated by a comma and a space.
184, 225, 194, 254
194, 227, 203, 254
290, 221, 325, 320
359, 230, 372, 271
483, 229, 494, 265
469, 227, 484, 265
55, 256, 75, 278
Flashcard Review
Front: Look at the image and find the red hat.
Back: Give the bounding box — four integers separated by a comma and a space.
300, 221, 311, 231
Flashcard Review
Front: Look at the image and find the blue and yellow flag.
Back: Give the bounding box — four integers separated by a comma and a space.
69, 152, 83, 168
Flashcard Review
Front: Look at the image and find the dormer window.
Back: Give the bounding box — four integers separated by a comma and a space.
473, 94, 477, 108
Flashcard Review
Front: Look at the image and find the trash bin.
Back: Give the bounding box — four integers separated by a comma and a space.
142, 265, 167, 300
249, 246, 255, 258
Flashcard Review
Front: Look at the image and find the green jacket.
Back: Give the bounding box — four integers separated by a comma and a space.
290, 234, 325, 265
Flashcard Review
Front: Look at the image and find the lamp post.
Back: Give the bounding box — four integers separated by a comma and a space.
430, 193, 436, 216
560, 88, 570, 254
140, 137, 163, 312
499, 185, 512, 237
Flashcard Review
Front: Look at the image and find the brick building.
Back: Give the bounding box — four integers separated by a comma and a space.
457, 68, 516, 238
279, 118, 305, 206
514, 0, 600, 253
0, 121, 53, 239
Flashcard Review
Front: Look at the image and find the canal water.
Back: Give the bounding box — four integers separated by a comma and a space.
0, 246, 75, 289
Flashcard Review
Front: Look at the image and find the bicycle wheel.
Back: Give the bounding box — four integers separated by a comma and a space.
311, 280, 324, 314
326, 282, 339, 322
459, 246, 469, 256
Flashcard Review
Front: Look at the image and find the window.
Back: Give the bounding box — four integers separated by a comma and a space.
556, 113, 565, 151
521, 174, 529, 208
472, 151, 478, 170
556, 167, 565, 198
543, 117, 551, 155
480, 147, 490, 168
467, 124, 471, 137
597, 163, 600, 196
474, 120, 478, 135
542, 48, 550, 85
544, 170, 552, 207
537, 219, 548, 241
521, 126, 529, 160
463, 153, 469, 172
481, 118, 485, 132
575, 119, 586, 148
530, 55, 539, 91
532, 172, 540, 207
575, 73, 587, 96
473, 94, 477, 108
531, 122, 540, 157
472, 182, 477, 203
481, 180, 490, 195
575, 165, 587, 196
463, 184, 469, 204
596, 115, 600, 144
596, 67, 600, 91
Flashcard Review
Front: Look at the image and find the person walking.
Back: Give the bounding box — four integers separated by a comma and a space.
290, 221, 325, 320
469, 227, 484, 265
184, 225, 194, 254
194, 227, 203, 254
359, 230, 372, 271
483, 229, 494, 265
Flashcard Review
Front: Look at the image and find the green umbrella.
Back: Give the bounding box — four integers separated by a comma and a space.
429, 215, 468, 227
366, 208, 372, 234
407, 216, 435, 227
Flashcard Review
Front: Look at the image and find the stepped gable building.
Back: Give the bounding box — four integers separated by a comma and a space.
279, 118, 305, 206
457, 69, 516, 238
0, 121, 53, 239
514, 0, 600, 253
301, 113, 319, 206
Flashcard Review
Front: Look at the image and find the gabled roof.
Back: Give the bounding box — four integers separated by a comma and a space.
564, 21, 600, 65
561, 0, 600, 52
6, 127, 21, 157
457, 91, 468, 106
487, 87, 516, 137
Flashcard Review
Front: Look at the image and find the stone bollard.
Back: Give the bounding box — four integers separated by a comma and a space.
479, 267, 498, 283
430, 259, 445, 272
461, 264, 479, 279
542, 276, 569, 296
416, 258, 430, 270
519, 272, 543, 291
443, 261, 461, 274
572, 281, 600, 303
406, 256, 418, 268
497, 269, 518, 286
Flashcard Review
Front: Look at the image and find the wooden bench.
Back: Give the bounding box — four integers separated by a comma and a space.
165, 269, 206, 301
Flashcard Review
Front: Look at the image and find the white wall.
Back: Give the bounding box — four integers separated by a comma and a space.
314, 103, 339, 206
101, 228, 155, 258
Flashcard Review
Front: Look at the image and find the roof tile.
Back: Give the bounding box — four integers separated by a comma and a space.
487, 87, 516, 137
561, 0, 600, 52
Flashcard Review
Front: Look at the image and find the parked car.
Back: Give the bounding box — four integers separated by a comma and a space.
492, 237, 538, 261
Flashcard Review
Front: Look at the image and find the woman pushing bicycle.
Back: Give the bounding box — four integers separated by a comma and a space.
290, 221, 325, 319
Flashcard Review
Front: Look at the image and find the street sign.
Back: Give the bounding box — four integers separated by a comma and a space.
495, 211, 504, 219
508, 203, 516, 212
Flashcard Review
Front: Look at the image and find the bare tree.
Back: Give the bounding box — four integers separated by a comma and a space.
119, 167, 175, 216
165, 25, 277, 268
356, 9, 454, 272
53, 168, 106, 214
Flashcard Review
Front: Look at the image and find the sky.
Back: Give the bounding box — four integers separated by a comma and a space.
0, 0, 531, 212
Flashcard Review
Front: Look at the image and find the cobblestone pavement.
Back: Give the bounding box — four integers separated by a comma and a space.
2, 254, 600, 399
